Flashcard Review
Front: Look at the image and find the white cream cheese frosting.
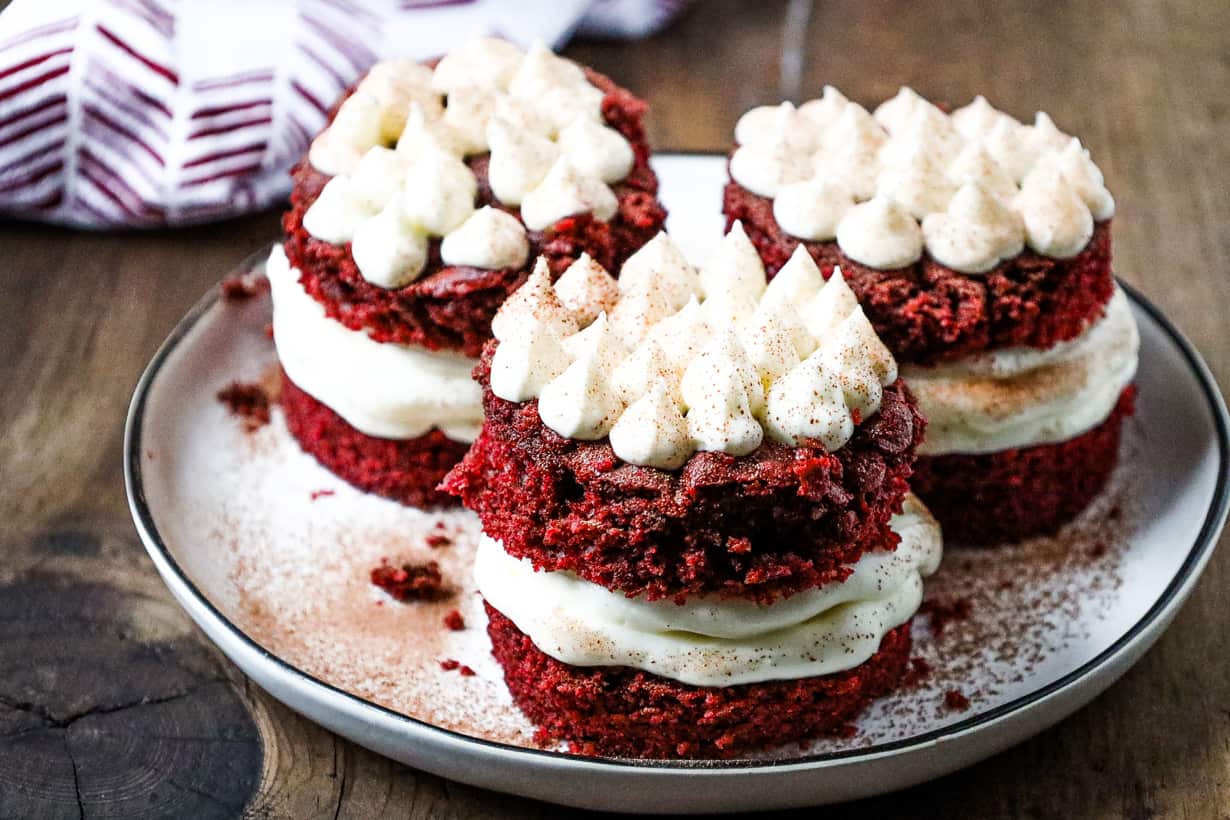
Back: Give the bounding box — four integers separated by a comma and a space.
265, 245, 482, 443
475, 494, 943, 687
302, 38, 635, 289
730, 87, 1114, 272
487, 226, 902, 468
905, 286, 1139, 455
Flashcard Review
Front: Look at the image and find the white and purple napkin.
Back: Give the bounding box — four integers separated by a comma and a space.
0, 0, 687, 228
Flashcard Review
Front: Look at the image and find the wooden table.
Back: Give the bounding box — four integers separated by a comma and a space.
2, 1, 1227, 816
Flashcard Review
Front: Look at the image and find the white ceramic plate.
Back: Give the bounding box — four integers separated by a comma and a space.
125, 154, 1228, 814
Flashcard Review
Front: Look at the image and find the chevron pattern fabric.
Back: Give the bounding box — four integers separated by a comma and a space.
0, 0, 687, 228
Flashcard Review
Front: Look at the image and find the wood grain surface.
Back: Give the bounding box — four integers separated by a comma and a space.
2, 1, 1228, 817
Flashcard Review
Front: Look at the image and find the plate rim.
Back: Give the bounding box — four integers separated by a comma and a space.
124, 176, 1230, 774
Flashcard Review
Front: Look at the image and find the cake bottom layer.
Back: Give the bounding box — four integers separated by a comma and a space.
280, 369, 468, 508
911, 387, 1135, 545
485, 602, 912, 760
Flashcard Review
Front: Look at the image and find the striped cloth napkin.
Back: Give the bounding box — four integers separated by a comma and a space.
0, 0, 688, 228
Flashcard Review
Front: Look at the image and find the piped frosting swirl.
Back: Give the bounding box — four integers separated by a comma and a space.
488, 224, 901, 469
730, 87, 1113, 273
302, 37, 636, 289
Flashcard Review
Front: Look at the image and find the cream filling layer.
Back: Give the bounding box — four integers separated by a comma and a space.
905, 286, 1138, 455
265, 245, 482, 443
475, 495, 942, 687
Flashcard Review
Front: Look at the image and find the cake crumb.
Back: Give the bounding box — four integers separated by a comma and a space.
221, 272, 269, 303
459, 665, 476, 677
428, 533, 457, 550
371, 559, 448, 602
944, 689, 971, 711
920, 598, 973, 638
440, 658, 460, 671
217, 382, 271, 430
903, 657, 932, 687
443, 609, 466, 631
310, 489, 335, 502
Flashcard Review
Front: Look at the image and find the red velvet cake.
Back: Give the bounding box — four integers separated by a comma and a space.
445, 226, 944, 759
485, 604, 914, 759
280, 371, 468, 508
450, 350, 922, 602
910, 387, 1136, 543
267, 38, 666, 507
723, 87, 1138, 541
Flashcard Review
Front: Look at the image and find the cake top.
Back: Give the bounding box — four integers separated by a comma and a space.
487, 223, 899, 469
300, 38, 635, 289
730, 86, 1114, 273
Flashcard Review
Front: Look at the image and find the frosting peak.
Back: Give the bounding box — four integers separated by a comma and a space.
304, 39, 632, 288
921, 182, 1025, 273
439, 205, 529, 270
554, 253, 620, 324
731, 87, 1111, 271
773, 177, 855, 242
491, 257, 577, 341
835, 195, 924, 269
431, 36, 523, 93
520, 157, 618, 231
537, 313, 624, 440
699, 221, 766, 311
608, 378, 692, 469
1016, 167, 1094, 258
490, 226, 903, 469
620, 232, 702, 310
951, 95, 1005, 140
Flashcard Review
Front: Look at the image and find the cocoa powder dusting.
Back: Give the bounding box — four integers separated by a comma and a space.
222, 412, 1143, 759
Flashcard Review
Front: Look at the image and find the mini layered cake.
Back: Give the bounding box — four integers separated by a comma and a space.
270, 38, 666, 506
723, 87, 1139, 542
443, 227, 942, 758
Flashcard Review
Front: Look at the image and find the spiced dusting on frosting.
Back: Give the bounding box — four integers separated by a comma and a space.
487, 223, 903, 469
730, 87, 1114, 273
302, 37, 637, 289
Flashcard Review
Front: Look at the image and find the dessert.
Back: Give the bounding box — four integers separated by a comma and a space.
443, 227, 942, 758
269, 38, 666, 506
723, 87, 1138, 542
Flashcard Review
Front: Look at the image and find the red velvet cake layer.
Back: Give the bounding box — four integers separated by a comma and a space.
485, 602, 912, 760
722, 179, 1115, 367
911, 387, 1135, 543
283, 68, 666, 358
280, 370, 468, 508
442, 349, 926, 602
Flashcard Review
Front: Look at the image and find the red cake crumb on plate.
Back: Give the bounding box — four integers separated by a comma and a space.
944, 689, 971, 711
370, 559, 448, 602
217, 381, 271, 430
220, 271, 271, 303
486, 603, 913, 759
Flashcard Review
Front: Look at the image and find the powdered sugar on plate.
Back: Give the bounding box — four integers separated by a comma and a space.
208, 347, 1141, 757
